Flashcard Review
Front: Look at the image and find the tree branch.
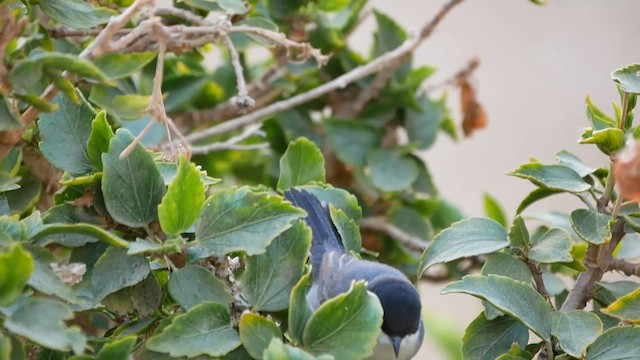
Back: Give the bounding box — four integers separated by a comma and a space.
608, 258, 640, 277
360, 217, 427, 253
183, 0, 466, 146
560, 219, 626, 311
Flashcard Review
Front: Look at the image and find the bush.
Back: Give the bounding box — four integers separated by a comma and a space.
1, 0, 639, 359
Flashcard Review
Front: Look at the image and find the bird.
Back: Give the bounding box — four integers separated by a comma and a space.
284, 188, 424, 360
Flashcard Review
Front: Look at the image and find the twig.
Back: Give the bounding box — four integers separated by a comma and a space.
343, 0, 467, 118
83, 0, 154, 58
560, 219, 625, 311
222, 32, 255, 109
608, 258, 640, 277
360, 217, 427, 253
183, 0, 466, 146
525, 258, 551, 303
190, 124, 266, 154
120, 18, 191, 159
227, 26, 330, 66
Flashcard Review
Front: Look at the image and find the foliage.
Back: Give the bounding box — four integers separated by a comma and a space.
420, 69, 640, 359
0, 0, 634, 359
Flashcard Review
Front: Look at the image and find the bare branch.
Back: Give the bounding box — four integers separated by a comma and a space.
227, 26, 330, 66
525, 258, 551, 303
222, 32, 255, 109
560, 219, 626, 311
360, 217, 427, 253
191, 124, 266, 154
184, 0, 466, 146
608, 258, 640, 277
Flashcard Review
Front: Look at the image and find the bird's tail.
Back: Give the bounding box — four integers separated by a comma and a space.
283, 188, 345, 275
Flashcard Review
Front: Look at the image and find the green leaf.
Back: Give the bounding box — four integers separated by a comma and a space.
242, 220, 311, 311
102, 273, 161, 316
556, 150, 596, 177
611, 64, 640, 94
516, 188, 563, 215
442, 275, 552, 341
239, 313, 282, 359
373, 10, 409, 80
288, 273, 313, 346
419, 218, 509, 275
552, 311, 603, 358
31, 223, 129, 248
593, 281, 640, 307
0, 245, 34, 306
480, 253, 532, 319
0, 95, 22, 131
368, 149, 419, 192
325, 120, 381, 167
4, 298, 86, 354
191, 187, 305, 258
39, 0, 116, 29
158, 155, 205, 236
586, 97, 616, 130
404, 94, 446, 150
585, 326, 640, 360
579, 128, 625, 155
508, 163, 591, 193
181, 0, 221, 11
86, 111, 113, 170
111, 94, 151, 120
218, 0, 249, 14
528, 228, 573, 263
93, 53, 156, 80
96, 336, 136, 360
302, 282, 382, 360
234, 18, 280, 46
602, 287, 640, 322
570, 209, 611, 245
167, 265, 232, 310
277, 138, 326, 192
39, 94, 95, 176
462, 312, 529, 360
146, 302, 241, 358
102, 129, 166, 227
29, 52, 109, 83
299, 185, 362, 222
483, 193, 508, 228
329, 206, 362, 253
83, 247, 150, 307
508, 215, 530, 250
27, 260, 81, 305
264, 338, 334, 360
317, 0, 349, 11
389, 206, 433, 244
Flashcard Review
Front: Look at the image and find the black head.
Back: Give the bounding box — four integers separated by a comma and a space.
369, 278, 422, 338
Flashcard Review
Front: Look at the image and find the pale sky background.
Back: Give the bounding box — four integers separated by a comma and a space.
346, 1, 640, 358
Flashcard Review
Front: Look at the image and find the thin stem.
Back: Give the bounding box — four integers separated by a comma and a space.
221, 32, 254, 108
360, 217, 427, 253
620, 92, 630, 130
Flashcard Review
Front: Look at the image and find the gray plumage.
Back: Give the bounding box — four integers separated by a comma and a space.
284, 188, 424, 360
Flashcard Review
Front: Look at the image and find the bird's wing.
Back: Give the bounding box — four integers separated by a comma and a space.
313, 249, 358, 305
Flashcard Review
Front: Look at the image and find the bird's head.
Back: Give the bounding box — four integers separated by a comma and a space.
369, 278, 422, 358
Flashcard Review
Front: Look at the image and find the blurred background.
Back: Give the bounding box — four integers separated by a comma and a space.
346, 1, 640, 358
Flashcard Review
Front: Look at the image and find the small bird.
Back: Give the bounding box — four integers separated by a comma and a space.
284, 188, 424, 360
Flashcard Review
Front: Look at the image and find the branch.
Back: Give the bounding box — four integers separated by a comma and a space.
342, 0, 466, 118
190, 124, 267, 155
608, 258, 640, 277
184, 0, 465, 146
360, 217, 427, 253
221, 32, 254, 109
560, 219, 626, 311
525, 258, 551, 303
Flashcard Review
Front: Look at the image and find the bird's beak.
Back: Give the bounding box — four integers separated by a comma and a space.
391, 336, 402, 358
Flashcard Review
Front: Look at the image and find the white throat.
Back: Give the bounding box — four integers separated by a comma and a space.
367, 328, 423, 360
